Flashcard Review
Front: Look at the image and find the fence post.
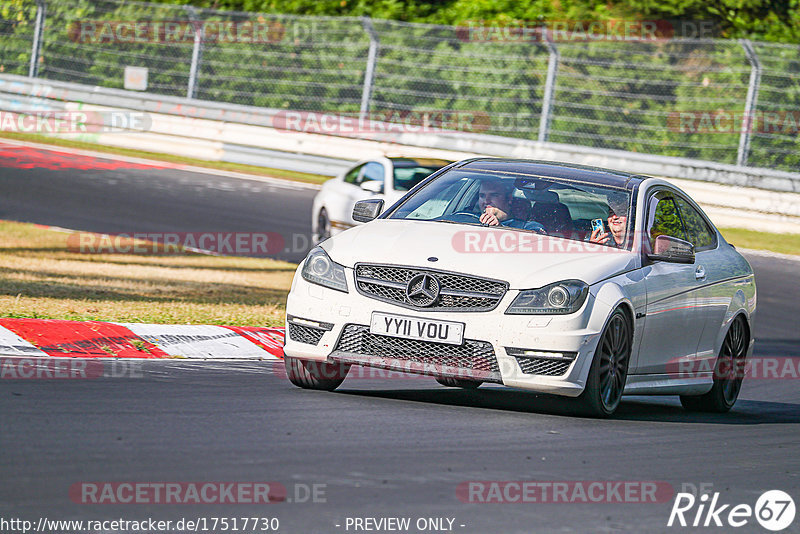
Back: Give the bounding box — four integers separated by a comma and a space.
538, 37, 559, 143
737, 39, 761, 167
186, 6, 204, 99
28, 0, 46, 78
360, 17, 379, 122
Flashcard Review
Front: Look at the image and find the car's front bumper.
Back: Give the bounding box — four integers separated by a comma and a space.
283, 266, 610, 397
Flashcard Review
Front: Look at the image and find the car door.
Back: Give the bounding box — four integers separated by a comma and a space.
672, 195, 728, 366
635, 189, 706, 375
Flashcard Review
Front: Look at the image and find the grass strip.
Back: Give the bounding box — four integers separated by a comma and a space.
0, 220, 294, 326
719, 227, 800, 257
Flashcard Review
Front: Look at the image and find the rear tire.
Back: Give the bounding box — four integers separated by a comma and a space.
436, 377, 482, 389
577, 309, 631, 417
680, 316, 748, 413
284, 355, 350, 391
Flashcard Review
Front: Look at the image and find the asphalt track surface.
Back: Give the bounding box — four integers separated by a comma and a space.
0, 143, 316, 263
1, 145, 800, 533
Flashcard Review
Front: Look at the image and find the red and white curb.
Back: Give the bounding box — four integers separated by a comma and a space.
0, 318, 284, 360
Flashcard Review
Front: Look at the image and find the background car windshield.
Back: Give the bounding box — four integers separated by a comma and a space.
392, 166, 441, 191
388, 170, 633, 249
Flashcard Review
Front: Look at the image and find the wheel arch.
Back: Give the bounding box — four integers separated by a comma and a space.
713, 304, 754, 365
590, 282, 637, 340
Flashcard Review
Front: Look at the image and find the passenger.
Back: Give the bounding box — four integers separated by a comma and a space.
589, 193, 629, 247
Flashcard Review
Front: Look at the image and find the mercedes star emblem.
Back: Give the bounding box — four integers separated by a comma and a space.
405, 273, 441, 307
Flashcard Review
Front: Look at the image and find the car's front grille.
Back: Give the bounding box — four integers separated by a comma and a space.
355, 264, 508, 312
514, 356, 573, 376
287, 323, 325, 346
330, 324, 502, 383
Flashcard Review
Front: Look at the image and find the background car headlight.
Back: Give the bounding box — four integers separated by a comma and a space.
301, 247, 348, 292
506, 280, 588, 315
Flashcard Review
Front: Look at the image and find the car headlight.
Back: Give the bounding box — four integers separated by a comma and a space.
301, 247, 348, 293
506, 280, 588, 315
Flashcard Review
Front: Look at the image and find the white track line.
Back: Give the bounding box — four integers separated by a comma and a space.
118, 323, 281, 359
0, 325, 49, 357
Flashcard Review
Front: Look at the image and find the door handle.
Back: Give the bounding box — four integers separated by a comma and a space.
695, 265, 706, 280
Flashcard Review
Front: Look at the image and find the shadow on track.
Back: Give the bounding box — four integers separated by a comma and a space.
333, 385, 800, 425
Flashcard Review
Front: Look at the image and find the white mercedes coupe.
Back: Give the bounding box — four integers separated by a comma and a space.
284, 159, 756, 417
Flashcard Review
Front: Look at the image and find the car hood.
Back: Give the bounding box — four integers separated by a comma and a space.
321, 219, 638, 289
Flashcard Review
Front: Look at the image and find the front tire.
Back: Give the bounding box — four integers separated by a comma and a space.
284, 355, 350, 391
436, 377, 482, 389
577, 309, 632, 417
680, 316, 748, 413
315, 208, 331, 243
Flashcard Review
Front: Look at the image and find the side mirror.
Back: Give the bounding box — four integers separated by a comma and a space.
353, 199, 385, 223
647, 235, 695, 264
360, 180, 384, 194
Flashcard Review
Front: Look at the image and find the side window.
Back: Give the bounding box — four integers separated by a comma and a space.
344, 165, 364, 185
343, 164, 364, 185
647, 192, 686, 249
361, 162, 385, 185
673, 196, 717, 250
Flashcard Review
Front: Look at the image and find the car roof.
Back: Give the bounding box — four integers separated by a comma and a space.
456, 158, 645, 190
389, 157, 452, 168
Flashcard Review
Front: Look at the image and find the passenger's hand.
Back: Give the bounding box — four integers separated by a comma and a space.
589, 226, 610, 244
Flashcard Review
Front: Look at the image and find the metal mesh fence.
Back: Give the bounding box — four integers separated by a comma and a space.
369, 20, 550, 138
749, 42, 800, 171
551, 40, 752, 166
193, 14, 370, 110
0, 0, 38, 77
2, 0, 799, 173
39, 0, 195, 96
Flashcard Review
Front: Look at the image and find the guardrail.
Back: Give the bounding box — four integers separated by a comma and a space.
2, 73, 799, 192
1, 72, 800, 235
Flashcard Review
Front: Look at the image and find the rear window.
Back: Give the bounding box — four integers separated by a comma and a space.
393, 166, 441, 192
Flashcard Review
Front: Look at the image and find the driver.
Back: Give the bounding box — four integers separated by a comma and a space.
477, 178, 546, 233
478, 179, 513, 226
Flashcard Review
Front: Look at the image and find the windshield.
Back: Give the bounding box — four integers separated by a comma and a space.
387, 170, 634, 250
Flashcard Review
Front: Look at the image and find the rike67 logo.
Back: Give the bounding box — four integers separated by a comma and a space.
668, 490, 795, 531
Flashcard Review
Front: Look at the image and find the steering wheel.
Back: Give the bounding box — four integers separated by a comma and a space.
440, 211, 481, 224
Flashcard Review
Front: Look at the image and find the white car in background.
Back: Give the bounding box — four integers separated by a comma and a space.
311, 157, 451, 241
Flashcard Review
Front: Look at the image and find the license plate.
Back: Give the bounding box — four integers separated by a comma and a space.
370, 312, 464, 345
